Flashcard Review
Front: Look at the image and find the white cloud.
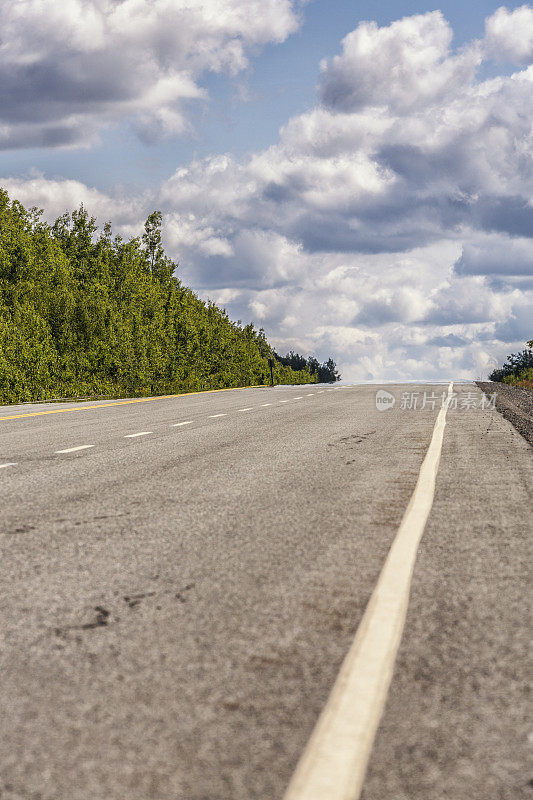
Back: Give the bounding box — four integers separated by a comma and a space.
0, 0, 300, 149
0, 172, 147, 224
422, 275, 518, 326
493, 300, 533, 341
319, 12, 481, 114
484, 5, 533, 65
455, 234, 533, 277
165, 212, 233, 258
2, 9, 532, 380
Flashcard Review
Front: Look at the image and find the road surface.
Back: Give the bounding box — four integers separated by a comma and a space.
0, 383, 530, 800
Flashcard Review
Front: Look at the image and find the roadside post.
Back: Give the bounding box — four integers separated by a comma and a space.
268, 358, 275, 387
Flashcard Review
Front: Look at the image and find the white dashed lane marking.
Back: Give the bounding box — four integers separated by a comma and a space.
55, 445, 95, 454
3, 390, 319, 467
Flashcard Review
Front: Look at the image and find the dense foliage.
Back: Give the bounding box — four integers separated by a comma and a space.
0, 189, 317, 403
275, 350, 341, 383
489, 342, 533, 385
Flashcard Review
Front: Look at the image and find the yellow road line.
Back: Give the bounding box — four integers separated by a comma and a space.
284, 382, 454, 800
0, 385, 268, 423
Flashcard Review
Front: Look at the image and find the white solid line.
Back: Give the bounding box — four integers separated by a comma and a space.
284, 382, 454, 800
208, 414, 227, 418
172, 421, 193, 427
55, 445, 95, 454
260, 403, 273, 407
124, 431, 152, 438
0, 462, 17, 469
237, 407, 253, 412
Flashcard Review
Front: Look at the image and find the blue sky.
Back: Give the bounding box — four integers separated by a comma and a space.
1, 1, 532, 380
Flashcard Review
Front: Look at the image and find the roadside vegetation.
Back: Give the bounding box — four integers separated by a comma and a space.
0, 190, 339, 404
489, 340, 533, 390
274, 350, 340, 383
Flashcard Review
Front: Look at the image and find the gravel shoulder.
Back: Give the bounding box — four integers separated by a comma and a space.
476, 381, 533, 447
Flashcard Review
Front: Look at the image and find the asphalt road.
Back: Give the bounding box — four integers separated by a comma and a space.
0, 383, 531, 800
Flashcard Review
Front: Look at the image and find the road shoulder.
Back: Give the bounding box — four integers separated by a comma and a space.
361, 384, 532, 800
476, 381, 533, 447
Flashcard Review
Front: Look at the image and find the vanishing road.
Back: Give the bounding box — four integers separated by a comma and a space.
1, 383, 531, 800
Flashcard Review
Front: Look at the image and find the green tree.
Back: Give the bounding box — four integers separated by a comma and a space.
0, 189, 326, 403
275, 351, 341, 383
489, 344, 533, 382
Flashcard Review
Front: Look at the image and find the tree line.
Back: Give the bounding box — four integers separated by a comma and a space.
274, 351, 340, 383
0, 189, 337, 404
489, 340, 533, 386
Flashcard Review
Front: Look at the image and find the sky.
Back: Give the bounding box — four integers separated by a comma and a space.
1, 1, 532, 381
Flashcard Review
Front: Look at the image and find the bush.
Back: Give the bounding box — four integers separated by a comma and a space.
502, 367, 533, 389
